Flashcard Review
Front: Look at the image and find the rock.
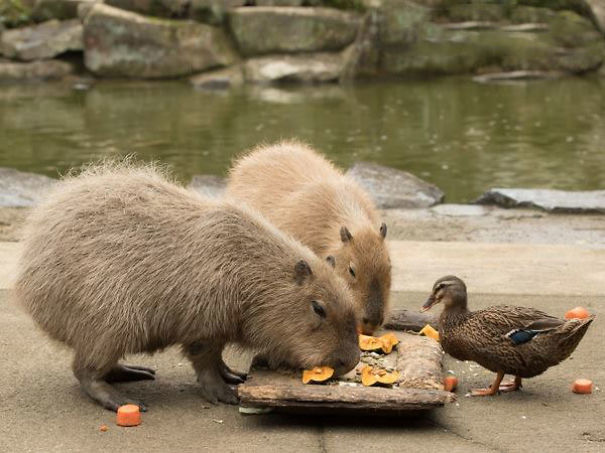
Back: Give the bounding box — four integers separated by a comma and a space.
475, 188, 605, 214
0, 58, 73, 82
0, 19, 82, 61
244, 53, 343, 83
188, 175, 226, 198
190, 65, 243, 90
83, 3, 237, 78
586, 0, 605, 33
255, 0, 308, 5
228, 7, 361, 56
472, 70, 564, 83
104, 0, 190, 18
0, 168, 56, 208
189, 0, 246, 25
31, 0, 94, 21
346, 162, 444, 209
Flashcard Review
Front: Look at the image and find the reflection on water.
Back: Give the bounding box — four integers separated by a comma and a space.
1, 77, 604, 202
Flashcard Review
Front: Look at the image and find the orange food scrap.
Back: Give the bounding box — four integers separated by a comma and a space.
444, 375, 458, 392
419, 324, 439, 342
565, 306, 590, 320
571, 378, 593, 394
99, 424, 108, 432
302, 366, 334, 384
378, 333, 399, 354
359, 334, 384, 352
116, 404, 141, 427
360, 365, 400, 387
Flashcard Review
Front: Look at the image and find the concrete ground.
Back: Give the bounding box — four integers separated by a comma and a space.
1, 206, 604, 452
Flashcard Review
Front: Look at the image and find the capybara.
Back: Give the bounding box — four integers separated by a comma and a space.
15, 163, 359, 411
227, 141, 391, 334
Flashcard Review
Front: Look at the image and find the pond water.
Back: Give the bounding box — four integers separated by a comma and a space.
1, 77, 604, 202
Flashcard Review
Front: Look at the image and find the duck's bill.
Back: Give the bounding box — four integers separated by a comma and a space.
421, 295, 436, 312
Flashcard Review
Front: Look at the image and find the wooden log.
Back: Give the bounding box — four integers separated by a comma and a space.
239, 383, 454, 412
396, 334, 443, 390
384, 308, 439, 332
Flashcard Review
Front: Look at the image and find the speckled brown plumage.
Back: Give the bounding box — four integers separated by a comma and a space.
423, 276, 594, 396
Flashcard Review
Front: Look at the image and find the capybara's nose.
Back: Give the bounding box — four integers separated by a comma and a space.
333, 351, 360, 375
361, 316, 384, 335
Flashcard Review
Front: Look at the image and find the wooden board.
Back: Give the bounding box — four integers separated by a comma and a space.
238, 332, 455, 414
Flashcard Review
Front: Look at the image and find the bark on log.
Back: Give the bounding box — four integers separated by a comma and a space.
384, 309, 439, 332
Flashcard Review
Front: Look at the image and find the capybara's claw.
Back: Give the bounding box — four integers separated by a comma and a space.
198, 371, 239, 405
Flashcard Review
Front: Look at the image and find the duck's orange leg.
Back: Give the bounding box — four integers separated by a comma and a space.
499, 376, 522, 392
470, 371, 505, 396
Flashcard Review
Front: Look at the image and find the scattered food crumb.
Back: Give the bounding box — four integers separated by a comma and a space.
212, 419, 223, 424
99, 424, 108, 432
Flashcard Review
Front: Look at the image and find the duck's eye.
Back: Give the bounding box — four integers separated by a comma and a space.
349, 265, 356, 278
311, 300, 326, 318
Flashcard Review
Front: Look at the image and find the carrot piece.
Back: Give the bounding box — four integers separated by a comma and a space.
444, 375, 458, 392
419, 324, 440, 342
302, 366, 334, 384
358, 334, 384, 352
571, 378, 593, 394
565, 307, 590, 320
116, 404, 141, 427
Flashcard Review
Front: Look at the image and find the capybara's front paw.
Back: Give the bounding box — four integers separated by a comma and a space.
197, 370, 239, 405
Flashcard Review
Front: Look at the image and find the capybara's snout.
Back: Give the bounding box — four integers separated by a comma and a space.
328, 345, 360, 376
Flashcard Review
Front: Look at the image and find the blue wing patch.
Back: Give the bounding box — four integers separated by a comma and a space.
505, 328, 551, 345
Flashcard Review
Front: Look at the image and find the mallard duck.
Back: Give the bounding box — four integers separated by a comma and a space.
421, 276, 594, 396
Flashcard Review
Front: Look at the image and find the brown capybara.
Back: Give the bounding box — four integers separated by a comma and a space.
15, 163, 359, 411
226, 141, 391, 334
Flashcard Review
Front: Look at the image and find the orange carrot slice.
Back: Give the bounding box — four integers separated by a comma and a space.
444, 375, 458, 392
302, 366, 334, 384
419, 324, 440, 342
116, 404, 141, 427
571, 378, 593, 394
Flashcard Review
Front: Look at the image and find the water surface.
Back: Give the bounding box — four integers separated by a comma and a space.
1, 77, 604, 202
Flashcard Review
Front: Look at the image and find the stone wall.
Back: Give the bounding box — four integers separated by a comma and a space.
1, 0, 604, 84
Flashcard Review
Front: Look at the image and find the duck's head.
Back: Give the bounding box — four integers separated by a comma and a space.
421, 276, 467, 312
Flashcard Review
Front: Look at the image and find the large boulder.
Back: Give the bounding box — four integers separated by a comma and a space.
244, 52, 344, 83
0, 58, 73, 82
475, 188, 605, 214
0, 19, 82, 61
0, 168, 56, 208
228, 7, 362, 56
346, 162, 444, 209
82, 3, 237, 78
586, 0, 605, 33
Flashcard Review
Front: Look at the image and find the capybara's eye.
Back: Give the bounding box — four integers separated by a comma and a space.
311, 300, 326, 319
348, 264, 356, 278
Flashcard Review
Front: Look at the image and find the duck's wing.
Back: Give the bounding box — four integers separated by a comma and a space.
470, 306, 564, 346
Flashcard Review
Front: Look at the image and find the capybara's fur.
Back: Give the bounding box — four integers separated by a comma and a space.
15, 163, 359, 411
226, 142, 391, 334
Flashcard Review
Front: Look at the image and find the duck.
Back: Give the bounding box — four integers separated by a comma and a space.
421, 275, 594, 396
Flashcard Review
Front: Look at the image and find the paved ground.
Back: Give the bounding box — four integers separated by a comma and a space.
1, 206, 604, 452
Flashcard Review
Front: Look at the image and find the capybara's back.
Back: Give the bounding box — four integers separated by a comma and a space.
227, 142, 392, 334
16, 163, 359, 411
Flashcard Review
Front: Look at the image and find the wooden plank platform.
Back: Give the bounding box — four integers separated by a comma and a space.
238, 332, 455, 414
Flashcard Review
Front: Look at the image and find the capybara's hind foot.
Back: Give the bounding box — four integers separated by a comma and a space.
198, 369, 239, 405
219, 362, 247, 385
104, 364, 156, 383
79, 376, 148, 412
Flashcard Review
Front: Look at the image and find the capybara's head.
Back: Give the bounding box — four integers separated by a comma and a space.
255, 258, 360, 376
332, 223, 391, 335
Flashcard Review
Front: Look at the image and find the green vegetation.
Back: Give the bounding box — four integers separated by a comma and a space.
0, 0, 33, 28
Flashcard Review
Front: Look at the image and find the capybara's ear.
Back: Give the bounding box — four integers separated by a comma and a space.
380, 222, 387, 239
326, 255, 336, 268
340, 226, 353, 243
294, 260, 313, 284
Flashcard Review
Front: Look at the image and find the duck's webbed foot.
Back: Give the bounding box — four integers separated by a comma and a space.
499, 376, 522, 393
470, 371, 505, 397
